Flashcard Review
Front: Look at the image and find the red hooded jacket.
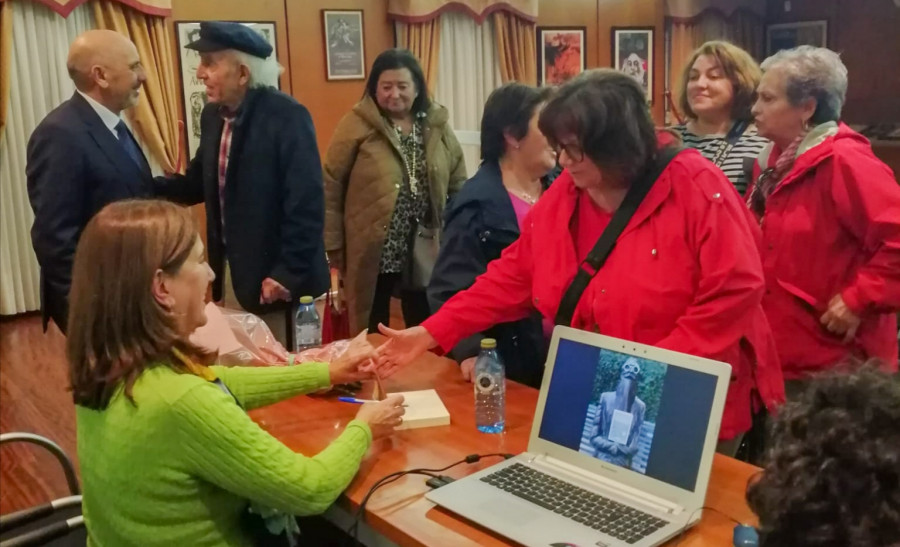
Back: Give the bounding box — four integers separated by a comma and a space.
423, 147, 784, 440
749, 123, 900, 377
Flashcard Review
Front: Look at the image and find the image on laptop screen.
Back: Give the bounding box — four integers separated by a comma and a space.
538, 338, 719, 492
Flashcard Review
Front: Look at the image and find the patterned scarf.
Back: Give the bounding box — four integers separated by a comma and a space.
748, 130, 807, 218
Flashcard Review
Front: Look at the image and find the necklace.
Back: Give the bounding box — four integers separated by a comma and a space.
511, 189, 538, 205
395, 121, 419, 195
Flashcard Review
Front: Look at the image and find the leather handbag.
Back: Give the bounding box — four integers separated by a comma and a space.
403, 220, 440, 290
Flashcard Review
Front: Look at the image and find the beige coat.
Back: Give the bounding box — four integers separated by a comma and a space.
324, 96, 466, 332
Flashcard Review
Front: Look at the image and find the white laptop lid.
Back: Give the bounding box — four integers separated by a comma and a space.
527, 326, 732, 512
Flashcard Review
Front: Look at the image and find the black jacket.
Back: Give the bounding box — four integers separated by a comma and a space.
427, 161, 552, 387
157, 87, 329, 313
26, 92, 153, 332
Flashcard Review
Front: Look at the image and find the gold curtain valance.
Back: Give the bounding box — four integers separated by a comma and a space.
2, 0, 171, 18
388, 0, 538, 24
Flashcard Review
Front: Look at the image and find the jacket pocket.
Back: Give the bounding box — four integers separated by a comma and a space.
775, 278, 823, 313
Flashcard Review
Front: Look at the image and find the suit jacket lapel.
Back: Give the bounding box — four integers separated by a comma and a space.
70, 93, 152, 194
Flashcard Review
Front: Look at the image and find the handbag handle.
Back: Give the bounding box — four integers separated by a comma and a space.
554, 146, 683, 327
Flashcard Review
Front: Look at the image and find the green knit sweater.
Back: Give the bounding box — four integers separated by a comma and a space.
76, 363, 372, 546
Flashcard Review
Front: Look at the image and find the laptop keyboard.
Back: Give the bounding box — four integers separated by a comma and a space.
480, 463, 669, 544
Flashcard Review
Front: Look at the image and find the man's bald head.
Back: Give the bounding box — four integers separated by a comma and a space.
67, 30, 146, 113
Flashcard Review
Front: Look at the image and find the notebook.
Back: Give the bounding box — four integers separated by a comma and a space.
391, 389, 450, 430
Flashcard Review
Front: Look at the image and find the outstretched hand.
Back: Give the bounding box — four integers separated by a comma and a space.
372, 324, 437, 377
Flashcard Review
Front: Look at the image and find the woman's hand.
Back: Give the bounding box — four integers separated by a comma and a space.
328, 333, 376, 385
373, 324, 438, 377
459, 357, 477, 382
354, 394, 406, 440
820, 294, 861, 343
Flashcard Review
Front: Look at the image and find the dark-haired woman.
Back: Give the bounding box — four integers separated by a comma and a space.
324, 48, 467, 334
428, 82, 557, 387
375, 69, 784, 451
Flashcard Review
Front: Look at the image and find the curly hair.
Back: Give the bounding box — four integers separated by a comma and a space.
746, 367, 900, 547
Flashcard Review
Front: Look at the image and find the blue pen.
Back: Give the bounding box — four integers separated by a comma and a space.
338, 397, 408, 407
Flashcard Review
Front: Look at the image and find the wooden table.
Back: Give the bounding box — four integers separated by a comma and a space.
250, 337, 760, 546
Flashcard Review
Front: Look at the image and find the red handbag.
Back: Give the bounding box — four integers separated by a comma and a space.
321, 271, 350, 343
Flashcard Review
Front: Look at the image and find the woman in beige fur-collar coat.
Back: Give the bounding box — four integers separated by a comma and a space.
324, 49, 466, 334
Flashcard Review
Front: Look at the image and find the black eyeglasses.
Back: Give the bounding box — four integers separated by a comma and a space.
554, 142, 584, 163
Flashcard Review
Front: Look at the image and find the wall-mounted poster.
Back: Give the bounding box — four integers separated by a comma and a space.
175, 21, 277, 160
766, 20, 828, 55
536, 27, 586, 86
322, 10, 366, 80
612, 27, 654, 103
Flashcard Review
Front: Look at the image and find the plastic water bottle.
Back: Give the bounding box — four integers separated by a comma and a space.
294, 296, 320, 352
474, 338, 505, 433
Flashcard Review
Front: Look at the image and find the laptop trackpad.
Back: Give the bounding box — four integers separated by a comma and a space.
477, 498, 541, 526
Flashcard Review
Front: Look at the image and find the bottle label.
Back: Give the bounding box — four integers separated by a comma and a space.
475, 372, 498, 394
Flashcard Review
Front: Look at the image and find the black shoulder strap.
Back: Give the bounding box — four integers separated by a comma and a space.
711, 120, 749, 167
554, 146, 683, 327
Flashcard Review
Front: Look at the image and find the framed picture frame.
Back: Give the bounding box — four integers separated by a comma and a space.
766, 20, 828, 55
174, 21, 278, 160
536, 26, 586, 86
612, 27, 654, 103
322, 10, 366, 81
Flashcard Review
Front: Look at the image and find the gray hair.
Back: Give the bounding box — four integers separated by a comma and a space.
760, 46, 847, 124
232, 50, 283, 89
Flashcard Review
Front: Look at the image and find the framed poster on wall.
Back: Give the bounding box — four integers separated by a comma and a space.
536, 26, 586, 86
612, 27, 654, 103
175, 21, 278, 159
322, 10, 366, 80
766, 20, 827, 55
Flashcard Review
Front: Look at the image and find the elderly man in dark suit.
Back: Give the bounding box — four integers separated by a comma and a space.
157, 22, 329, 347
26, 29, 151, 334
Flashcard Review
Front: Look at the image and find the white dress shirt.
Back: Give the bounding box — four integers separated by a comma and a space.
76, 89, 121, 139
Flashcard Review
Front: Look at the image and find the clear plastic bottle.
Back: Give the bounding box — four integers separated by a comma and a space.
473, 338, 505, 433
294, 296, 321, 352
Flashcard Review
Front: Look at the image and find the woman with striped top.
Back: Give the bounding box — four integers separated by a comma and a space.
672, 41, 769, 195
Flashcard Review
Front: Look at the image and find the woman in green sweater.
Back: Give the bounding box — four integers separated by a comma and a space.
67, 199, 405, 546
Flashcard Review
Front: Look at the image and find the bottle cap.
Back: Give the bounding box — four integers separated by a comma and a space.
480, 338, 497, 349
299, 296, 314, 304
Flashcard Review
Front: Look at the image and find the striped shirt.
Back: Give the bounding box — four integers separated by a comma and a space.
673, 124, 769, 195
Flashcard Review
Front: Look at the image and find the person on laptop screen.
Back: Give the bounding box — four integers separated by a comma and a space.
374, 69, 785, 454
590, 358, 646, 468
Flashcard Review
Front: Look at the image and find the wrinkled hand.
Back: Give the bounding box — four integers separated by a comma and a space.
373, 324, 437, 377
329, 331, 376, 385
326, 250, 345, 272
459, 357, 476, 382
355, 394, 406, 440
820, 294, 861, 343
260, 277, 291, 304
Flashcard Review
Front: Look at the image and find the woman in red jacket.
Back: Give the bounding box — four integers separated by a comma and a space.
376, 69, 784, 451
748, 46, 900, 398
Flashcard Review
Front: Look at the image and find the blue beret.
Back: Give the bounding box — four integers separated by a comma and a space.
185, 21, 273, 59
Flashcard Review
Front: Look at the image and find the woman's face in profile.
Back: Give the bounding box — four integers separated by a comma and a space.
515, 105, 557, 178
375, 68, 417, 118
165, 237, 215, 336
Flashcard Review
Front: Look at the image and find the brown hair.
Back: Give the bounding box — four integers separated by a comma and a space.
678, 41, 761, 122
538, 69, 659, 181
67, 199, 213, 410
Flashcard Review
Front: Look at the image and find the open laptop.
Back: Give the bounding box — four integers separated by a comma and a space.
426, 326, 732, 547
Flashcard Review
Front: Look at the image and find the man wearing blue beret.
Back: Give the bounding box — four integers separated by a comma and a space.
157, 21, 329, 346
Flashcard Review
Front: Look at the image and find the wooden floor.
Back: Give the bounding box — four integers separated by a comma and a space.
0, 315, 75, 514
0, 302, 407, 514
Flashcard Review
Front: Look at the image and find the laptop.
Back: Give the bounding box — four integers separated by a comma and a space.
426, 326, 733, 547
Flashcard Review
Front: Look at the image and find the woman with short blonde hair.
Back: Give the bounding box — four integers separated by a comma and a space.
673, 41, 769, 194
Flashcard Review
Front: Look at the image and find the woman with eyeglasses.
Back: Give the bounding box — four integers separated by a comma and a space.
747, 46, 900, 398
373, 69, 784, 454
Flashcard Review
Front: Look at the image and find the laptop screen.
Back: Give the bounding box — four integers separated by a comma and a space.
537, 338, 719, 492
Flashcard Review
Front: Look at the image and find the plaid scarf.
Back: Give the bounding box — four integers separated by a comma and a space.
748, 131, 807, 218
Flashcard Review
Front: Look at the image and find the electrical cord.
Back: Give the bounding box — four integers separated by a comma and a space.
674, 505, 743, 545
345, 453, 514, 545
